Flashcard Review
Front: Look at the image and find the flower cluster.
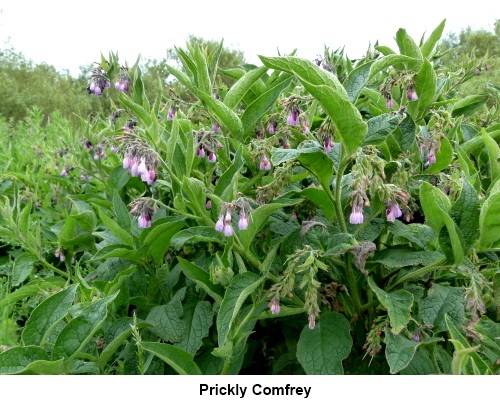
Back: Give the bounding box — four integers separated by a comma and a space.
129, 197, 157, 228
194, 129, 224, 163
118, 120, 159, 186
114, 69, 131, 92
214, 198, 253, 237
88, 66, 111, 96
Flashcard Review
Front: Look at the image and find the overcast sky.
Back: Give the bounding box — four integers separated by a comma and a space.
1, 0, 498, 76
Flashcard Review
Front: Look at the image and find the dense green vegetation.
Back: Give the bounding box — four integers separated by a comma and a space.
0, 21, 499, 375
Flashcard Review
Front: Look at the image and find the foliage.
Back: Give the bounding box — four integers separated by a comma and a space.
0, 21, 499, 375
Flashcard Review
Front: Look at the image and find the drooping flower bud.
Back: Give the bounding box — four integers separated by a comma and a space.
223, 222, 233, 237
138, 213, 152, 228
238, 211, 249, 230
259, 154, 271, 171
269, 299, 281, 315
286, 106, 300, 126
349, 205, 364, 225
167, 106, 176, 121
208, 151, 217, 163
385, 201, 403, 222
407, 86, 418, 101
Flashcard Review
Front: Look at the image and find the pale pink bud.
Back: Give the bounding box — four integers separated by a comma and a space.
223, 223, 233, 237
308, 314, 316, 330
386, 202, 403, 222
60, 168, 67, 177
259, 155, 271, 171
349, 206, 364, 225
130, 159, 140, 176
138, 214, 152, 228
269, 299, 280, 314
215, 217, 225, 232
138, 157, 148, 175
287, 107, 300, 126
208, 152, 217, 163
238, 213, 249, 230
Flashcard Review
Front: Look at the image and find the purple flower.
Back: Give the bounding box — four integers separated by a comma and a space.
215, 217, 224, 232
115, 76, 131, 92
349, 205, 364, 225
412, 331, 421, 342
138, 158, 147, 175
196, 147, 206, 158
426, 148, 437, 166
60, 168, 68, 177
212, 122, 221, 132
138, 213, 152, 228
407, 86, 418, 101
205, 199, 212, 210
386, 96, 394, 109
83, 139, 93, 150
386, 202, 403, 222
238, 211, 249, 230
323, 137, 334, 153
167, 106, 176, 121
267, 121, 278, 135
223, 222, 233, 237
259, 154, 271, 171
269, 299, 280, 315
110, 145, 119, 154
286, 107, 300, 126
130, 159, 140, 176
208, 151, 217, 163
123, 154, 134, 169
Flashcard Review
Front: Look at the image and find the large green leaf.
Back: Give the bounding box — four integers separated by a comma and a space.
217, 272, 263, 348
0, 346, 49, 375
175, 300, 213, 356
141, 342, 202, 375
52, 293, 118, 360
452, 94, 489, 118
478, 179, 500, 250
146, 288, 186, 343
396, 28, 423, 59
296, 312, 352, 374
384, 329, 419, 374
406, 59, 437, 119
177, 257, 225, 302
11, 252, 37, 287
419, 284, 465, 333
223, 66, 268, 109
368, 278, 413, 334
420, 19, 447, 58
22, 284, 79, 346
449, 177, 480, 250
259, 56, 367, 156
214, 146, 244, 202
344, 61, 373, 102
140, 217, 186, 264
363, 113, 404, 145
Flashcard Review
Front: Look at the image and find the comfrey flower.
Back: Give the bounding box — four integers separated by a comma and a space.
385, 201, 403, 222
349, 205, 364, 225
267, 120, 278, 135
114, 71, 131, 92
308, 314, 316, 330
208, 151, 217, 163
212, 122, 221, 132
269, 299, 281, 315
129, 198, 157, 229
323, 136, 334, 153
286, 106, 300, 126
407, 86, 418, 101
88, 66, 111, 97
259, 154, 271, 171
386, 94, 394, 109
167, 106, 176, 121
238, 210, 249, 230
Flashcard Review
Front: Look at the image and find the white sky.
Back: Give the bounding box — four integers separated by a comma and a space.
0, 0, 498, 76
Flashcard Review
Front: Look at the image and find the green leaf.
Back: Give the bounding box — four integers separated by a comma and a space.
192, 45, 211, 95
296, 312, 352, 374
239, 199, 300, 251
449, 177, 480, 250
223, 66, 268, 109
344, 61, 373, 102
217, 272, 262, 348
214, 146, 244, 202
0, 278, 66, 311
452, 94, 489, 118
406, 59, 437, 119
107, 167, 130, 191
146, 288, 186, 342
393, 114, 416, 151
141, 342, 201, 375
419, 182, 463, 263
421, 19, 447, 58
400, 347, 437, 375
445, 314, 492, 374
113, 190, 132, 231
240, 74, 293, 133
18, 200, 32, 239
424, 137, 453, 174
177, 257, 225, 302
396, 28, 423, 59
11, 252, 37, 287
369, 55, 422, 80
478, 179, 500, 250
259, 56, 367, 156
52, 293, 118, 360
98, 208, 133, 247
22, 284, 78, 346
384, 329, 419, 374
363, 113, 404, 145
373, 248, 443, 268
481, 128, 500, 182
171, 227, 224, 250
141, 217, 186, 264
419, 284, 465, 333
368, 278, 413, 334
175, 300, 213, 356
0, 346, 49, 374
